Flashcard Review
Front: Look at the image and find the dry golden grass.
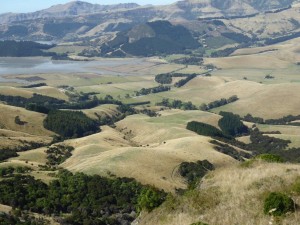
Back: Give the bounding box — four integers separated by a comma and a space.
205, 53, 291, 69
62, 110, 234, 191
0, 204, 12, 214
16, 147, 48, 165
204, 82, 300, 119
0, 86, 33, 98
0, 104, 54, 136
25, 86, 69, 100
138, 162, 300, 225
80, 104, 119, 120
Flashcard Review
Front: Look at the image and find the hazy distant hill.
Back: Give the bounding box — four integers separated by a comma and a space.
95, 20, 201, 57
0, 0, 298, 43
0, 1, 140, 24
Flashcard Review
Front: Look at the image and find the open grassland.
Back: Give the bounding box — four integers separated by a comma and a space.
0, 104, 53, 136
25, 86, 69, 101
0, 86, 33, 98
62, 110, 234, 192
81, 104, 120, 120
138, 161, 300, 225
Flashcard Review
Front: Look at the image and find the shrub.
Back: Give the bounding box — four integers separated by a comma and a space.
256, 154, 285, 163
291, 177, 300, 194
263, 192, 295, 216
137, 187, 167, 212
179, 160, 214, 188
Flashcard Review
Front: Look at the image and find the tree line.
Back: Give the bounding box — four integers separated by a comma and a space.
155, 73, 199, 85
0, 40, 55, 57
156, 98, 198, 110
43, 110, 100, 139
0, 170, 166, 225
135, 86, 171, 96
200, 95, 239, 111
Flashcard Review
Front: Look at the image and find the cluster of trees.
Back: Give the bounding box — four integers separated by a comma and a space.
0, 41, 55, 57
218, 111, 249, 137
0, 93, 65, 112
0, 166, 31, 177
211, 47, 237, 57
179, 160, 214, 188
186, 111, 300, 163
21, 83, 47, 88
210, 140, 252, 161
186, 121, 225, 138
265, 31, 300, 45
0, 170, 166, 224
155, 73, 199, 85
200, 95, 239, 111
138, 109, 158, 117
171, 57, 203, 65
155, 73, 173, 84
0, 93, 125, 114
45, 145, 74, 166
247, 129, 291, 153
174, 74, 197, 88
156, 98, 198, 110
14, 116, 27, 125
187, 112, 248, 139
0, 149, 18, 162
44, 110, 100, 139
241, 113, 300, 126
135, 86, 170, 96
126, 101, 151, 106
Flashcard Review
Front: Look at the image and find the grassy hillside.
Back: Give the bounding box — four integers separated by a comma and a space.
137, 161, 300, 225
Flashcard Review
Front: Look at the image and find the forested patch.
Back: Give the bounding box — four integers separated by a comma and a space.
211, 47, 237, 57
0, 93, 124, 114
155, 73, 199, 85
43, 110, 100, 138
218, 111, 249, 137
0, 166, 32, 177
156, 98, 198, 110
265, 31, 300, 45
186, 121, 225, 138
21, 83, 47, 88
0, 170, 166, 224
45, 145, 74, 166
155, 73, 173, 84
171, 56, 203, 65
200, 95, 239, 111
135, 86, 170, 96
174, 74, 197, 87
0, 149, 18, 162
179, 160, 214, 188
236, 113, 300, 126
210, 140, 252, 161
0, 41, 55, 57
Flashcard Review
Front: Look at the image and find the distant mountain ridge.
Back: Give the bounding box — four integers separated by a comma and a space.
0, 1, 140, 24
95, 20, 201, 57
0, 0, 299, 42
0, 0, 296, 24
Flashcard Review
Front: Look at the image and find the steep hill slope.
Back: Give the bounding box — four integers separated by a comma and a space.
97, 20, 201, 57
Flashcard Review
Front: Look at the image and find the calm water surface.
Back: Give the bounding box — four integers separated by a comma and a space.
0, 57, 146, 83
